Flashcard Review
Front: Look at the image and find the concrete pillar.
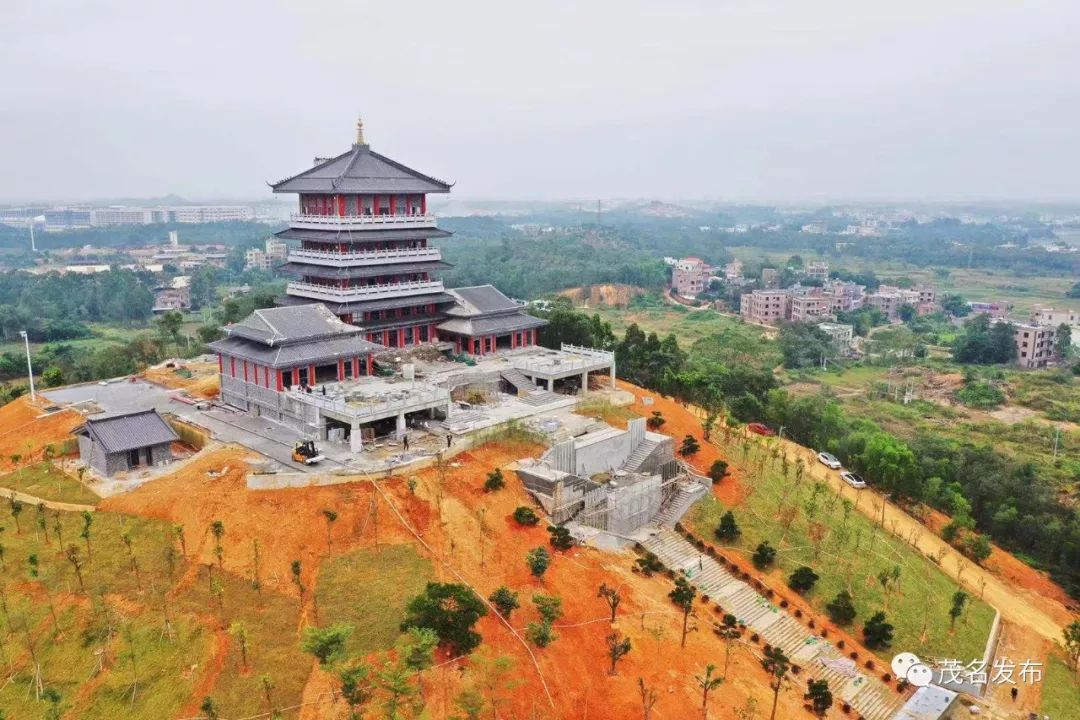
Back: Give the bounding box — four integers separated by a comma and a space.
396, 411, 406, 439
610, 364, 616, 389
580, 371, 589, 395
546, 377, 554, 392
350, 422, 363, 453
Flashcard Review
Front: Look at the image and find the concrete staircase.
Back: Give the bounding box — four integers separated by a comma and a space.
641, 529, 908, 720
651, 481, 708, 526
623, 437, 661, 472
440, 411, 486, 431
519, 390, 562, 407
500, 368, 537, 396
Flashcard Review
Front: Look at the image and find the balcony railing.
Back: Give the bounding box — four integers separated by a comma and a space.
287, 279, 444, 302
289, 246, 442, 266
290, 213, 437, 230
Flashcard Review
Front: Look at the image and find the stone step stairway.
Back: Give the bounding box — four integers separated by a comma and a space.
640, 529, 908, 720
440, 411, 487, 431
651, 481, 709, 526
623, 437, 660, 472
500, 368, 538, 396
519, 391, 563, 407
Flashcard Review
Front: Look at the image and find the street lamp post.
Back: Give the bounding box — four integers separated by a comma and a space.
19, 330, 35, 401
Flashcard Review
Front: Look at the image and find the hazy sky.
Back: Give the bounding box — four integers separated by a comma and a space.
3, 0, 1079, 203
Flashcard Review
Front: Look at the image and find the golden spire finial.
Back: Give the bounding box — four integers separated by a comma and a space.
355, 115, 366, 145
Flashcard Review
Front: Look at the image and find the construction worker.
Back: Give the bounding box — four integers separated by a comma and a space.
403, 434, 409, 452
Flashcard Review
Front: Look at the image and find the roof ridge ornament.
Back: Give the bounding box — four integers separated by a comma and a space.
355, 114, 366, 147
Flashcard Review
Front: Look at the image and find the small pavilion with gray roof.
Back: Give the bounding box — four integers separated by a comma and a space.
438, 285, 548, 355
75, 409, 179, 477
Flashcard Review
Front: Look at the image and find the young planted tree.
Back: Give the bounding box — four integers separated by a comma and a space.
250, 538, 261, 592
120, 530, 141, 587
64, 544, 86, 593
172, 523, 187, 556
259, 674, 277, 717
761, 646, 790, 720
35, 503, 47, 545
526, 546, 551, 581
787, 566, 819, 594
512, 506, 540, 526
398, 626, 439, 699
526, 593, 563, 648
377, 660, 421, 720
695, 663, 724, 719
598, 582, 622, 623
8, 496, 22, 535
862, 611, 894, 650
210, 520, 225, 569
804, 679, 833, 716
301, 623, 353, 665
714, 511, 741, 541
402, 582, 488, 656
948, 591, 969, 631
680, 435, 700, 457
752, 542, 777, 569
825, 590, 856, 626
43, 687, 62, 720
81, 510, 93, 561
27, 553, 39, 579
717, 614, 740, 679
638, 677, 658, 720
708, 460, 728, 484
605, 631, 632, 675
646, 411, 665, 430
488, 586, 520, 619
290, 559, 305, 606
228, 621, 249, 669
548, 524, 574, 551
337, 662, 374, 720
483, 468, 505, 492
320, 509, 338, 556
200, 697, 220, 720
669, 576, 697, 648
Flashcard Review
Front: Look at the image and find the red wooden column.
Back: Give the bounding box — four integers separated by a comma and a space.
366, 355, 374, 376
352, 357, 360, 378
382, 330, 390, 346
337, 358, 346, 381
230, 357, 236, 377
429, 323, 438, 342
217, 355, 223, 373
242, 360, 249, 383
276, 370, 284, 391
421, 195, 427, 214
511, 332, 516, 350
389, 195, 397, 215
398, 328, 406, 347
264, 366, 271, 388
373, 195, 381, 215
291, 368, 300, 386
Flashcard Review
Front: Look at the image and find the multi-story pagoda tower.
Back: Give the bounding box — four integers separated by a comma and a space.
272, 117, 454, 348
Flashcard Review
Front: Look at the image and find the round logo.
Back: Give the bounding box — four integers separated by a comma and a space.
891, 652, 922, 679
907, 663, 934, 688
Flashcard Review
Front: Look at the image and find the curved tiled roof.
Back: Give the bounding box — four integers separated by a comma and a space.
271, 144, 452, 195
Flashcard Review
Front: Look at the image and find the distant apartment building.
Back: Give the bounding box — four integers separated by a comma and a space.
967, 301, 1008, 318
44, 208, 91, 232
152, 276, 192, 313
170, 206, 255, 223
90, 207, 170, 226
723, 260, 743, 281
866, 284, 938, 321
244, 238, 288, 271
1032, 306, 1080, 346
740, 289, 791, 325
805, 261, 829, 282
761, 267, 779, 288
801, 222, 827, 234
790, 293, 830, 322
1009, 321, 1058, 369
817, 322, 855, 352
672, 257, 712, 298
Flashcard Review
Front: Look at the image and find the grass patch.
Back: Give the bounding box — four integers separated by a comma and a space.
316, 544, 435, 658
0, 510, 212, 719
686, 443, 995, 663
0, 462, 100, 505
1041, 653, 1080, 719
573, 398, 640, 429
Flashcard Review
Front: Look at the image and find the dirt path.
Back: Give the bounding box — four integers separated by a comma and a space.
617, 381, 1075, 648
1, 488, 96, 513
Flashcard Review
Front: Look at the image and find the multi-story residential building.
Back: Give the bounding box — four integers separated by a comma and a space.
805, 261, 829, 282
866, 284, 938, 321
672, 257, 712, 298
245, 248, 271, 271
43, 208, 91, 231
760, 267, 779, 289
90, 207, 170, 226
170, 206, 255, 223
817, 322, 855, 352
968, 301, 1008, 318
790, 293, 830, 322
152, 276, 192, 313
723, 260, 743, 281
264, 238, 288, 263
740, 289, 791, 325
1032, 306, 1080, 346
1009, 321, 1058, 369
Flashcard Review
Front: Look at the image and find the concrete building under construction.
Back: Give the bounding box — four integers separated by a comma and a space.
515, 417, 709, 535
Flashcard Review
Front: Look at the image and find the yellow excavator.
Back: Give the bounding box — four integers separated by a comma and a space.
291, 440, 325, 465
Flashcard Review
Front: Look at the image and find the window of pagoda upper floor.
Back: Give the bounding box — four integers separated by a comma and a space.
298, 193, 428, 217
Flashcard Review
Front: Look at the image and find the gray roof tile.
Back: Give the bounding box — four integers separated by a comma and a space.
76, 410, 179, 454
272, 145, 451, 195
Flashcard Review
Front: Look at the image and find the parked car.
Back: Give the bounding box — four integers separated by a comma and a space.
747, 423, 776, 437
816, 451, 842, 470
840, 471, 867, 489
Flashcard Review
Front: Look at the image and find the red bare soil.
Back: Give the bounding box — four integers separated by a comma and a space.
0, 396, 82, 467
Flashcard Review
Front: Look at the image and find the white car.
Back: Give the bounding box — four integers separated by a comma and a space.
816, 451, 842, 470
840, 471, 867, 489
